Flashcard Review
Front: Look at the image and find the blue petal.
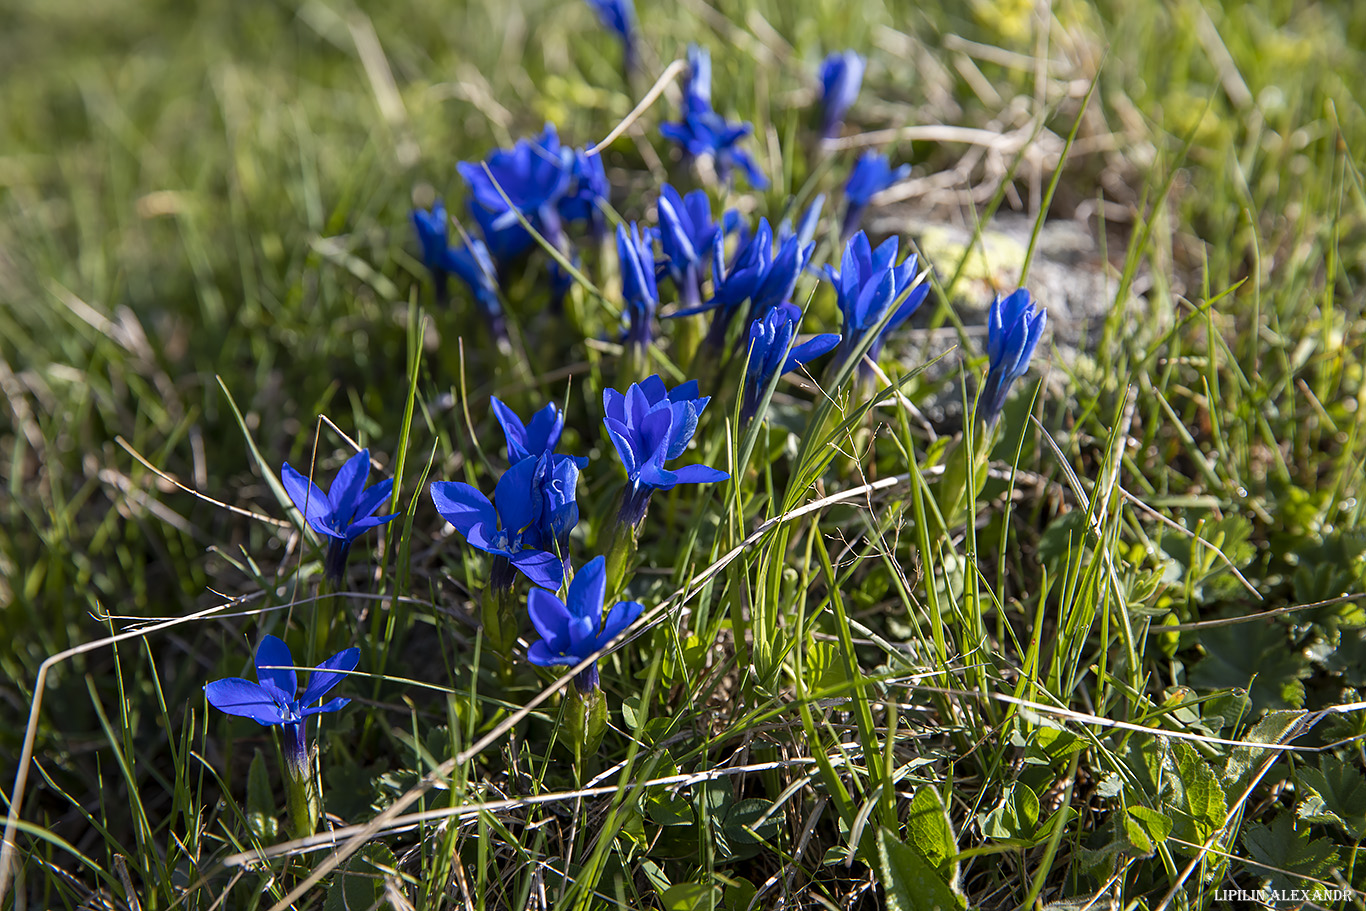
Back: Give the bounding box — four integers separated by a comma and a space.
349, 479, 395, 525
667, 463, 730, 485
525, 402, 565, 456
300, 696, 350, 716
494, 457, 541, 534
490, 397, 530, 463
204, 678, 288, 726
255, 635, 296, 703
510, 548, 564, 589
527, 587, 572, 649
597, 599, 645, 644
296, 647, 360, 707
603, 387, 627, 424
568, 555, 607, 627
604, 417, 641, 476
430, 481, 498, 539
527, 639, 575, 667
281, 463, 335, 534
327, 449, 372, 518
784, 333, 841, 371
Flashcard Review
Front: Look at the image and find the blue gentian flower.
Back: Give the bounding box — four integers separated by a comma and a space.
444, 237, 508, 343
661, 46, 767, 188
430, 452, 582, 589
527, 555, 643, 692
412, 201, 452, 305
459, 124, 576, 250
979, 288, 1046, 426
204, 636, 358, 778
841, 151, 910, 240
584, 0, 638, 74
819, 50, 865, 139
617, 222, 659, 357
655, 184, 719, 311
281, 449, 399, 582
823, 231, 929, 371
603, 375, 729, 526
469, 196, 534, 264
490, 398, 566, 463
679, 218, 813, 347
742, 304, 840, 421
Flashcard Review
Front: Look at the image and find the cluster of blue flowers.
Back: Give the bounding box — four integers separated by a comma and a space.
205, 16, 1049, 835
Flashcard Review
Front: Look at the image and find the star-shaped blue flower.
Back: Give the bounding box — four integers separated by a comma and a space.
819, 50, 865, 139
979, 288, 1046, 426
742, 304, 840, 421
603, 375, 729, 526
204, 635, 358, 776
823, 231, 929, 372
661, 45, 767, 188
841, 152, 910, 240
411, 201, 450, 282
459, 124, 576, 249
490, 398, 567, 464
617, 222, 659, 356
527, 555, 643, 692
430, 453, 582, 589
281, 449, 399, 582
655, 183, 719, 311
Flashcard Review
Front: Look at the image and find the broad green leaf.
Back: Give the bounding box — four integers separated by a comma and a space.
1222, 710, 1303, 791
662, 882, 722, 911
904, 787, 957, 883
1241, 812, 1337, 894
324, 844, 395, 911
725, 798, 780, 845
875, 827, 966, 911
1188, 623, 1310, 713
981, 783, 1040, 841
1296, 755, 1366, 838
1169, 742, 1227, 852
1123, 806, 1171, 856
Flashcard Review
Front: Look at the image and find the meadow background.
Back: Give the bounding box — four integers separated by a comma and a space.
2, 0, 1365, 908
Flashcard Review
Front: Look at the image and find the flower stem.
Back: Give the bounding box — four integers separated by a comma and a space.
482, 559, 520, 680
281, 722, 316, 840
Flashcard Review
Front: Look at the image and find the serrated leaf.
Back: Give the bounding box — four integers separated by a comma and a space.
1169, 742, 1227, 853
1188, 623, 1309, 713
324, 844, 395, 911
1242, 812, 1337, 894
1123, 806, 1171, 856
904, 787, 957, 884
875, 827, 966, 911
246, 749, 277, 842
1297, 755, 1366, 838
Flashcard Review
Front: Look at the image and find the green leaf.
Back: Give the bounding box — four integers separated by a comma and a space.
1188, 622, 1310, 713
647, 789, 695, 827
1123, 806, 1171, 856
725, 798, 780, 845
724, 877, 757, 911
1169, 742, 1227, 853
324, 844, 395, 911
904, 787, 958, 884
661, 882, 722, 911
1221, 710, 1303, 791
245, 749, 278, 843
1296, 755, 1366, 838
1241, 812, 1337, 894
875, 827, 966, 911
981, 783, 1040, 841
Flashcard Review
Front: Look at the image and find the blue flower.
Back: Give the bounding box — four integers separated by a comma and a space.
490, 398, 566, 463
660, 46, 766, 188
459, 124, 576, 249
841, 152, 910, 240
603, 375, 728, 526
204, 636, 358, 777
823, 231, 929, 370
411, 201, 449, 279
584, 0, 637, 73
526, 555, 643, 692
819, 50, 865, 139
281, 449, 399, 582
469, 196, 534, 263
678, 218, 813, 346
616, 222, 658, 356
742, 304, 840, 421
430, 453, 582, 589
655, 184, 719, 311
979, 288, 1046, 426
